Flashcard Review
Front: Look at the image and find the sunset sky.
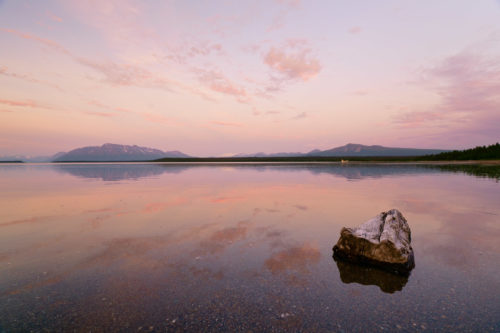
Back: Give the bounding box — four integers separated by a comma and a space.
1, 0, 499, 156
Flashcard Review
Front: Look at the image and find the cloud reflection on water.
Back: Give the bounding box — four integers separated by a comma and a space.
1, 163, 499, 331
397, 198, 500, 269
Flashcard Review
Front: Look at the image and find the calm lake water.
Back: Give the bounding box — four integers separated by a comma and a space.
0, 163, 499, 332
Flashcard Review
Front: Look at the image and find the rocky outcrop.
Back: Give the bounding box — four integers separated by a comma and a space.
332, 209, 415, 275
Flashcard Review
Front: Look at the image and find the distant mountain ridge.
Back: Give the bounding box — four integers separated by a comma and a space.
54, 143, 189, 162
306, 143, 448, 157
233, 143, 448, 158
2, 143, 451, 162
233, 151, 304, 158
0, 152, 65, 162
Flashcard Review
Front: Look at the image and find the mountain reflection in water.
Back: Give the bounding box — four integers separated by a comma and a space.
54, 163, 188, 181
54, 162, 500, 182
1, 163, 499, 331
54, 163, 442, 182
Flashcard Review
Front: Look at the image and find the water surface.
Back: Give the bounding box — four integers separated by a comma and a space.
1, 163, 499, 331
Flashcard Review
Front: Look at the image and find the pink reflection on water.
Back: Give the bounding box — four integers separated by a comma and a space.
0, 164, 498, 299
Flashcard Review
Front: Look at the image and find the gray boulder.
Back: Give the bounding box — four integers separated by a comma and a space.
333, 209, 415, 275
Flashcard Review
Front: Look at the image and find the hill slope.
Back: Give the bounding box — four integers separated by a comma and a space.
54, 143, 189, 162
307, 143, 448, 157
420, 143, 500, 160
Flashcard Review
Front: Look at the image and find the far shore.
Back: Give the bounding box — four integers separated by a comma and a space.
3, 159, 500, 165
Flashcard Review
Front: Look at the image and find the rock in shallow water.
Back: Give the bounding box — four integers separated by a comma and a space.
332, 209, 415, 275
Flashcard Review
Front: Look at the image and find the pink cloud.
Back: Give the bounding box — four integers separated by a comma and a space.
291, 111, 308, 120
0, 66, 64, 91
78, 58, 216, 101
47, 11, 63, 23
210, 121, 243, 127
61, 0, 148, 46
1, 28, 70, 55
88, 100, 133, 114
188, 43, 223, 57
275, 0, 301, 8
264, 41, 321, 81
393, 111, 445, 128
267, 0, 302, 32
394, 50, 500, 143
163, 41, 224, 65
266, 110, 280, 115
76, 58, 173, 90
83, 111, 114, 117
350, 90, 369, 96
195, 68, 247, 98
2, 28, 217, 102
348, 26, 362, 34
142, 112, 172, 125
0, 98, 37, 108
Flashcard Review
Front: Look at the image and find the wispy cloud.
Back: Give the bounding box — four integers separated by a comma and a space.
348, 26, 362, 34
393, 111, 445, 128
142, 112, 173, 125
76, 58, 174, 91
0, 98, 38, 108
267, 0, 301, 32
394, 50, 500, 138
0, 66, 64, 91
266, 110, 280, 115
210, 121, 243, 127
1, 28, 70, 55
264, 39, 321, 81
161, 41, 224, 65
194, 68, 247, 99
61, 0, 148, 46
88, 100, 133, 114
46, 11, 63, 23
83, 111, 114, 117
275, 0, 301, 8
350, 90, 369, 96
187, 43, 223, 58
2, 28, 213, 101
291, 111, 308, 120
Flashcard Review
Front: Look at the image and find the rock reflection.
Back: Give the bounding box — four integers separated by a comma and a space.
333, 257, 409, 293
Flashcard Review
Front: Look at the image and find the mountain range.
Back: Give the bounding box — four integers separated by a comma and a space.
233, 143, 448, 157
53, 143, 189, 162
1, 143, 449, 162
0, 152, 65, 163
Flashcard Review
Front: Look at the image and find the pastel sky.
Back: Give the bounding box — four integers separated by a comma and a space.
1, 0, 499, 156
